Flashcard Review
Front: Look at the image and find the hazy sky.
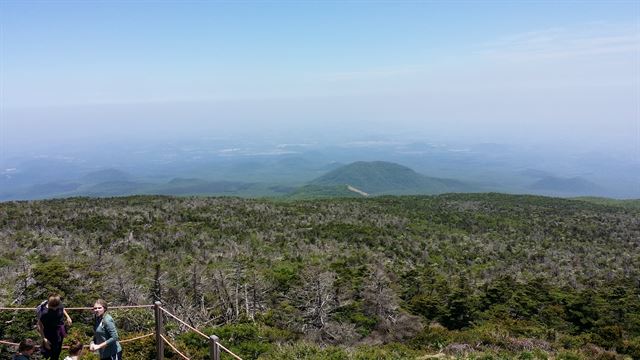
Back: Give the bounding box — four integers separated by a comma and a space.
1, 1, 639, 155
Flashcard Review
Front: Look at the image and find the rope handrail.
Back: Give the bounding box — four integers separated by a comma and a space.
0, 304, 154, 311
160, 333, 190, 360
217, 342, 243, 360
158, 306, 244, 360
0, 333, 153, 349
158, 306, 209, 340
120, 332, 155, 343
68, 304, 155, 310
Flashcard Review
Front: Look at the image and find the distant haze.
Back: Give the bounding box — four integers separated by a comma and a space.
1, 1, 638, 190
2, 88, 637, 156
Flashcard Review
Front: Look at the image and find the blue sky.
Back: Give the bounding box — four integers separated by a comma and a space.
1, 1, 639, 153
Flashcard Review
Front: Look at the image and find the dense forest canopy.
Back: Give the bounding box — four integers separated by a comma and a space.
1, 194, 639, 359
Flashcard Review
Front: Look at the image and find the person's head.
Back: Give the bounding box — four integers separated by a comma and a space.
68, 340, 83, 356
93, 299, 108, 317
47, 293, 62, 310
17, 338, 35, 354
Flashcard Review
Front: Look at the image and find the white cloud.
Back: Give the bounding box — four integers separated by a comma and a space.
477, 23, 640, 61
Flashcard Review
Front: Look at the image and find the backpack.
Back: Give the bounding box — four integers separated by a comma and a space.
36, 300, 48, 317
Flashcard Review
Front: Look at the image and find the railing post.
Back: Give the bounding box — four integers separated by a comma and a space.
209, 335, 220, 360
154, 301, 164, 360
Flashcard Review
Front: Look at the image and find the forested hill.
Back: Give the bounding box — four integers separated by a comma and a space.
1, 194, 639, 359
309, 161, 475, 194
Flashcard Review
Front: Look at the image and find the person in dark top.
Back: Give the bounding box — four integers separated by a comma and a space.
37, 293, 73, 360
89, 299, 122, 360
13, 338, 35, 360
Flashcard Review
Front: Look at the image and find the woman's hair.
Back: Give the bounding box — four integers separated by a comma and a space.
94, 298, 108, 311
48, 293, 62, 308
17, 338, 35, 352
68, 340, 84, 355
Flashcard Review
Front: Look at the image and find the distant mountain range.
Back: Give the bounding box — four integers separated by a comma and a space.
0, 159, 633, 201
81, 168, 132, 183
0, 161, 478, 200
4, 137, 638, 200
528, 176, 603, 195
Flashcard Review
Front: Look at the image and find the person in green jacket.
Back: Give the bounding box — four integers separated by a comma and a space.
89, 299, 122, 360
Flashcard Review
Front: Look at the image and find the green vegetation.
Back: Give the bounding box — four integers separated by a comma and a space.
573, 196, 640, 209
285, 184, 364, 199
0, 193, 638, 359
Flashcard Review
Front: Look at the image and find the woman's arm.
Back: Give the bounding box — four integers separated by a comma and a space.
63, 308, 72, 325
36, 319, 50, 349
